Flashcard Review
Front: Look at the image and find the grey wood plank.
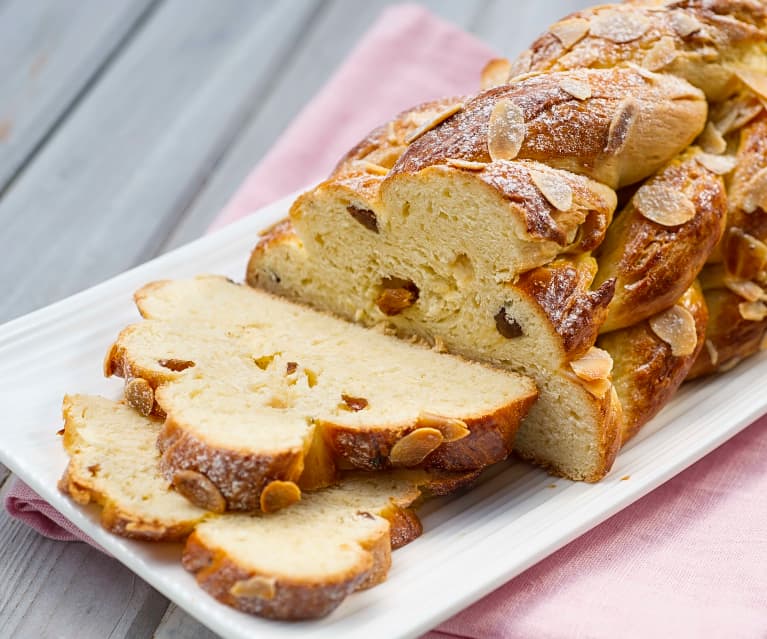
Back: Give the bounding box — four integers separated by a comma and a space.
154, 605, 219, 639
0, 0, 321, 324
161, 0, 488, 252
0, 464, 9, 487
0, 0, 158, 191
0, 479, 168, 639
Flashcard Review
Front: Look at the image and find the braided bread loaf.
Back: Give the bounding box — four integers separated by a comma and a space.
248, 0, 767, 481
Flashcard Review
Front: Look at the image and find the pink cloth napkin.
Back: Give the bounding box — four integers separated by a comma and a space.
6, 5, 767, 638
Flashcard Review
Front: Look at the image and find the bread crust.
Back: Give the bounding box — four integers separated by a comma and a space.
600, 282, 708, 442
596, 149, 727, 332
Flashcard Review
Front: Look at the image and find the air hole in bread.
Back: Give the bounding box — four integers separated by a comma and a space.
158, 358, 195, 372
449, 253, 474, 286
346, 205, 379, 233
494, 306, 524, 338
376, 277, 420, 316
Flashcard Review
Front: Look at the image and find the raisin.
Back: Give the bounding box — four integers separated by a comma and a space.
347, 205, 379, 233
494, 307, 523, 338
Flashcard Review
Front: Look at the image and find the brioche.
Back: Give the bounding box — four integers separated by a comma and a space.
105, 276, 536, 510
58, 394, 468, 619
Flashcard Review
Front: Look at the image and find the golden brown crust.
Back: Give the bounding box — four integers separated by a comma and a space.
599, 282, 708, 442
391, 66, 705, 189
687, 287, 767, 378
182, 532, 371, 620
513, 257, 616, 360
523, 2, 767, 101
321, 392, 536, 473
595, 149, 727, 333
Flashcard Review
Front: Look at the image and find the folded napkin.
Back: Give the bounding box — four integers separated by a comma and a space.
6, 5, 767, 638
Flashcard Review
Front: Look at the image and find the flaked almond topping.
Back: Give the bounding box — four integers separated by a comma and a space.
404, 102, 465, 144
260, 480, 301, 513
158, 358, 195, 372
733, 66, 767, 102
705, 339, 719, 366
529, 169, 573, 211
725, 277, 765, 302
445, 158, 488, 171
172, 469, 226, 513
480, 57, 512, 90
487, 98, 526, 161
669, 10, 703, 37
376, 277, 419, 316
494, 307, 524, 338
635, 183, 696, 226
550, 18, 591, 49
714, 98, 763, 135
347, 205, 379, 233
605, 97, 639, 155
626, 61, 657, 81
416, 412, 470, 442
649, 305, 698, 356
695, 152, 737, 175
559, 78, 592, 100
570, 347, 613, 382
389, 428, 444, 466
125, 377, 154, 417
340, 393, 369, 412
643, 36, 677, 71
742, 167, 767, 214
357, 161, 389, 175
508, 49, 532, 80
579, 376, 612, 399
386, 121, 399, 144
738, 301, 767, 322
725, 228, 767, 281
697, 122, 727, 154
590, 10, 650, 43
230, 575, 277, 600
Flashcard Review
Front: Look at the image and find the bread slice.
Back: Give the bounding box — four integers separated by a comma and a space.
58, 394, 209, 540
105, 277, 537, 510
58, 394, 465, 620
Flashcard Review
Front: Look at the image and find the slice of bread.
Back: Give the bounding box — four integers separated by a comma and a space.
59, 394, 209, 540
59, 394, 473, 619
105, 277, 537, 510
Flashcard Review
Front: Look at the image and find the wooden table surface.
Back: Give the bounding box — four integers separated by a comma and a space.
0, 1, 591, 637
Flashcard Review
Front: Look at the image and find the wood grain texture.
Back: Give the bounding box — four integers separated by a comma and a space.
0, 0, 158, 191
0, 0, 320, 324
161, 0, 488, 252
154, 605, 219, 639
0, 481, 168, 639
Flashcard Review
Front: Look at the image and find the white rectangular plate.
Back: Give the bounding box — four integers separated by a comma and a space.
1, 193, 765, 639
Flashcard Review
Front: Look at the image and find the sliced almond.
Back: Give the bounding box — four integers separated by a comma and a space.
480, 58, 512, 90
705, 339, 719, 366
578, 376, 612, 399
605, 97, 639, 156
695, 152, 737, 175
386, 120, 399, 144
643, 36, 677, 71
357, 161, 389, 176
559, 78, 592, 100
124, 377, 154, 417
725, 228, 767, 281
416, 412, 470, 443
725, 277, 765, 302
487, 98, 526, 161
529, 169, 573, 211
590, 10, 651, 43
669, 10, 703, 37
649, 305, 698, 356
445, 158, 488, 171
508, 49, 532, 80
172, 470, 226, 513
570, 347, 614, 382
259, 480, 301, 513
742, 167, 767, 213
697, 122, 727, 154
389, 428, 444, 466
405, 102, 464, 144
230, 575, 277, 600
733, 66, 767, 102
550, 18, 591, 49
738, 301, 767, 321
635, 183, 696, 226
